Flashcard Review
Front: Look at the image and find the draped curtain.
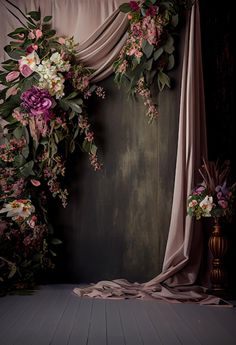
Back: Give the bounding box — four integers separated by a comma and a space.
0, 0, 223, 304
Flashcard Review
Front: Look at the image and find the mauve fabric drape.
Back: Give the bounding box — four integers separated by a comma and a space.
73, 1, 226, 304
0, 0, 128, 80
0, 0, 227, 304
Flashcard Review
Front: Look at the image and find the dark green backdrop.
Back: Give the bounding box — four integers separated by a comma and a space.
50, 67, 181, 283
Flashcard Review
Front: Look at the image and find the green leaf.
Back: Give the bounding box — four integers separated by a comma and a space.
44, 30, 56, 38
20, 160, 34, 177
13, 126, 23, 139
145, 58, 153, 71
22, 145, 29, 159
69, 140, 75, 153
143, 41, 154, 59
50, 238, 62, 245
8, 263, 17, 279
22, 126, 30, 144
164, 35, 175, 54
157, 71, 170, 91
82, 140, 91, 153
43, 15, 52, 22
167, 54, 175, 70
68, 101, 82, 113
119, 3, 131, 13
171, 14, 179, 27
91, 144, 97, 155
64, 91, 79, 100
27, 11, 41, 21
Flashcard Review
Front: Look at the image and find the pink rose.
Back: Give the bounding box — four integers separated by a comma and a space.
30, 179, 41, 187
35, 29, 43, 39
19, 64, 33, 77
58, 37, 66, 45
6, 71, 20, 82
218, 199, 228, 209
28, 31, 35, 39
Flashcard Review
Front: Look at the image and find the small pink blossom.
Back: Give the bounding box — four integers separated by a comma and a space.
35, 29, 43, 39
19, 64, 33, 77
6, 85, 19, 98
58, 37, 66, 45
28, 31, 35, 39
218, 199, 228, 209
30, 179, 41, 187
6, 71, 20, 82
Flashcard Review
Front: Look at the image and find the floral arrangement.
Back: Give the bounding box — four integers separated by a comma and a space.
114, 0, 192, 122
0, 1, 104, 292
187, 159, 236, 223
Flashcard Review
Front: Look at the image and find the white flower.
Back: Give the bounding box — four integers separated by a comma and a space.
19, 51, 40, 71
0, 199, 35, 221
199, 195, 213, 216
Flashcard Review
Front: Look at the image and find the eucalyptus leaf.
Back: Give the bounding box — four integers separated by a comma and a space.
143, 42, 154, 59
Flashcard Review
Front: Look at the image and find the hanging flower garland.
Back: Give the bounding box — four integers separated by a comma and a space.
114, 0, 193, 122
0, 1, 104, 292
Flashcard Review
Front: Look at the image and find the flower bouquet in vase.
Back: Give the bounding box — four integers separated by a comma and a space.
187, 159, 236, 293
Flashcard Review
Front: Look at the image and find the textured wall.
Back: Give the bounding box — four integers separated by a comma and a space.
50, 70, 181, 283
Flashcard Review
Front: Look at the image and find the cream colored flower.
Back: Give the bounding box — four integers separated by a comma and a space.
0, 199, 35, 221
199, 195, 213, 216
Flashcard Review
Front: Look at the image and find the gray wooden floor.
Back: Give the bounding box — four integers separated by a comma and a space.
0, 284, 236, 345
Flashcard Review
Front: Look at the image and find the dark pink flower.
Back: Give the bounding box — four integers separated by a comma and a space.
130, 1, 140, 12
218, 199, 228, 209
146, 5, 158, 16
21, 86, 53, 120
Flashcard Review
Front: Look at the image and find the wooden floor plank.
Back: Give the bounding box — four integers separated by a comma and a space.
131, 300, 163, 345
171, 303, 236, 345
67, 297, 94, 345
106, 300, 125, 345
151, 301, 202, 345
0, 285, 236, 345
11, 289, 66, 345
118, 300, 144, 345
86, 298, 107, 345
49, 293, 82, 345
0, 289, 50, 345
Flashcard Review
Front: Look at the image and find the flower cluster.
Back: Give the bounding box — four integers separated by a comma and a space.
0, 4, 103, 291
114, 0, 191, 122
187, 160, 236, 222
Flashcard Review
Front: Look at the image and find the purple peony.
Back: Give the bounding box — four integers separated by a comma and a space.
21, 86, 53, 120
